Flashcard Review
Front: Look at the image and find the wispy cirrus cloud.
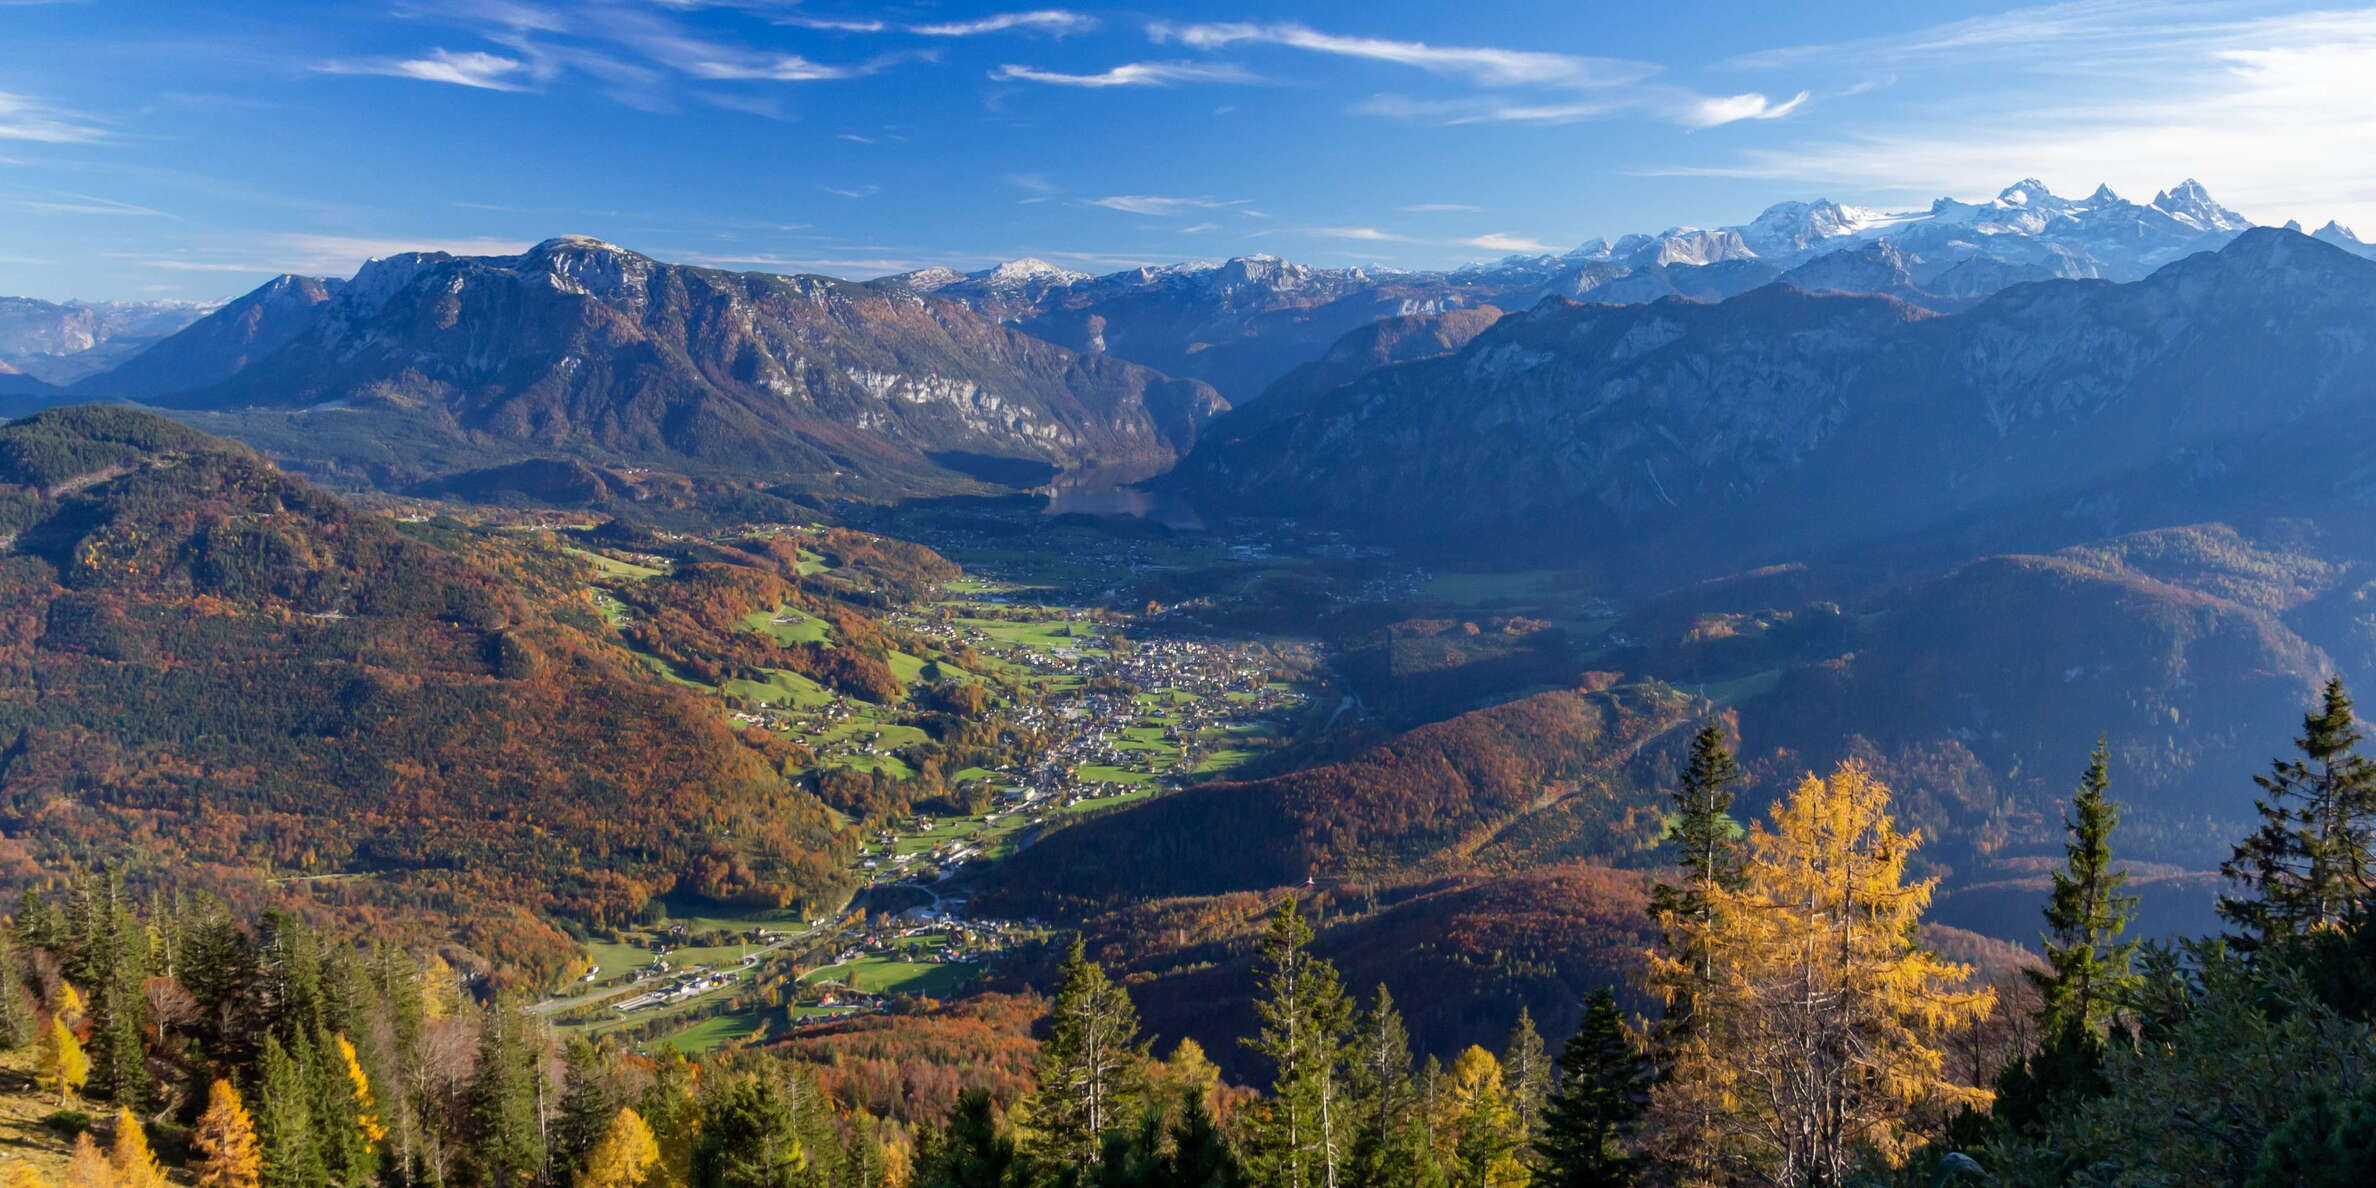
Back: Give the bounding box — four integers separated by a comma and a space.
1088, 195, 1252, 216
1459, 232, 1554, 253
1310, 226, 1409, 242
314, 48, 533, 90
0, 90, 111, 142
1150, 19, 1807, 130
1150, 21, 1645, 88
913, 11, 1097, 38
990, 60, 1253, 87
14, 190, 170, 217
779, 9, 1095, 37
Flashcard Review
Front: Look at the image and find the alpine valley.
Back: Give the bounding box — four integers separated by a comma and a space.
7, 164, 2376, 1188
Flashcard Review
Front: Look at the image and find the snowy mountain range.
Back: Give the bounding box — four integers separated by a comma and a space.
886, 179, 2373, 402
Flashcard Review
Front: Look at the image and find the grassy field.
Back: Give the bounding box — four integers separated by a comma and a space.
664, 1008, 772, 1053
801, 956, 978, 997
566, 546, 666, 581
740, 606, 831, 644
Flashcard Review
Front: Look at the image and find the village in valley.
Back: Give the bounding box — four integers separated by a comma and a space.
537, 511, 1332, 1054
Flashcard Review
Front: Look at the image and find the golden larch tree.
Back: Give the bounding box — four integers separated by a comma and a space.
109, 1109, 166, 1188
1650, 761, 1995, 1185
193, 1078, 264, 1188
2, 1163, 46, 1188
61, 1134, 110, 1188
576, 1107, 660, 1188
38, 1015, 88, 1105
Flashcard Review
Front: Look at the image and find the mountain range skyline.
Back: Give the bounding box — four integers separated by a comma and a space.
6, 0, 2376, 300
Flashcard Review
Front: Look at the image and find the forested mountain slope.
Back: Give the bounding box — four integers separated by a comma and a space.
0, 406, 846, 978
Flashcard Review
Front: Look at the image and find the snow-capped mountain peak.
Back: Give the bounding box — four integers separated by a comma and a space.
981, 258, 1092, 288
2151, 179, 2252, 233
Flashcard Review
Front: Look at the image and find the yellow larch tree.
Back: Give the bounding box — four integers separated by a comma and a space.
109, 1108, 166, 1188
335, 1034, 389, 1145
2, 1162, 47, 1188
37, 1015, 88, 1105
1441, 1046, 1528, 1188
61, 1134, 110, 1188
1649, 760, 1995, 1186
192, 1078, 264, 1188
576, 1107, 659, 1188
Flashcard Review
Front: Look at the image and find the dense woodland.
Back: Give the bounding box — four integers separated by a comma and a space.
0, 673, 2365, 1186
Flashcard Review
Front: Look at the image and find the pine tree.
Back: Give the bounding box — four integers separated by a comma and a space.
577, 1108, 660, 1188
38, 1013, 88, 1105
1026, 939, 1148, 1171
1502, 1007, 1550, 1159
468, 1000, 545, 1188
109, 1108, 167, 1188
1243, 898, 1352, 1188
693, 1073, 806, 1188
1650, 761, 1996, 1184
2221, 677, 2376, 946
194, 1079, 265, 1188
2029, 740, 2141, 1036
1535, 988, 1650, 1188
256, 1034, 325, 1188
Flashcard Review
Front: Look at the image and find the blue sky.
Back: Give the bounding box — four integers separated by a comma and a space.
5, 0, 2375, 300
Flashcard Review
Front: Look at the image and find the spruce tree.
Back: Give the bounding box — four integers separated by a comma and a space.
467, 1000, 544, 1188
0, 942, 33, 1051
692, 1073, 806, 1188
1535, 989, 1650, 1188
1648, 724, 1746, 1027
1244, 898, 1352, 1188
1345, 988, 1419, 1188
1502, 1007, 1550, 1160
2221, 677, 2376, 946
257, 1034, 325, 1188
552, 1038, 617, 1184
1160, 1089, 1248, 1188
917, 1088, 1017, 1188
1026, 939, 1148, 1171
2029, 740, 2141, 1035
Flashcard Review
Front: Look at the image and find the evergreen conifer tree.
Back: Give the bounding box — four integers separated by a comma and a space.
2030, 740, 2141, 1035
1535, 988, 1650, 1188
1243, 899, 1351, 1188
692, 1073, 806, 1188
1026, 939, 1147, 1171
2221, 677, 2376, 946
466, 1001, 543, 1188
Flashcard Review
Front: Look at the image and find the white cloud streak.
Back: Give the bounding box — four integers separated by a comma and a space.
0, 90, 110, 141
314, 48, 532, 90
1151, 20, 1650, 88
1088, 195, 1251, 216
1460, 232, 1554, 253
990, 60, 1253, 87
